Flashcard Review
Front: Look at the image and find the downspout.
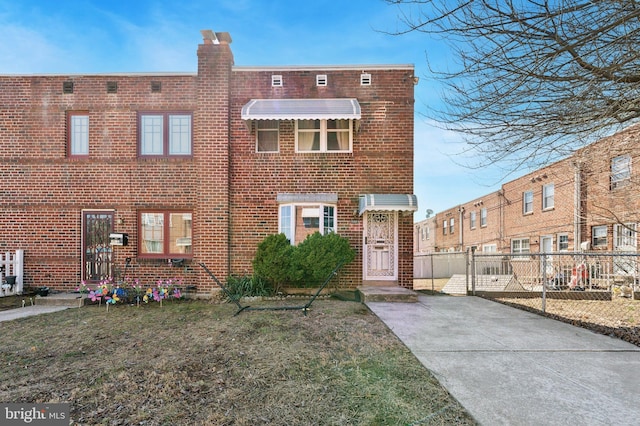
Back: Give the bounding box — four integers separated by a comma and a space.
458, 206, 465, 250
573, 161, 582, 249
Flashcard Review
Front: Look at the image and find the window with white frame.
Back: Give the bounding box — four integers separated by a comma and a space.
442, 220, 447, 235
139, 112, 192, 157
449, 218, 454, 234
542, 183, 554, 210
592, 225, 608, 247
256, 120, 279, 152
470, 211, 476, 229
614, 223, 637, 249
279, 203, 336, 245
611, 154, 631, 189
68, 112, 89, 157
296, 119, 352, 152
523, 191, 533, 214
480, 208, 487, 227
511, 238, 530, 256
557, 234, 569, 251
483, 244, 497, 253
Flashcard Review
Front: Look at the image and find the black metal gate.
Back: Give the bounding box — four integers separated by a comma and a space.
82, 211, 114, 283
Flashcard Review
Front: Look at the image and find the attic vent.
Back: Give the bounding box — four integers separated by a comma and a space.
62, 81, 74, 94
360, 73, 372, 86
106, 81, 118, 93
151, 81, 162, 93
316, 74, 327, 86
272, 75, 283, 87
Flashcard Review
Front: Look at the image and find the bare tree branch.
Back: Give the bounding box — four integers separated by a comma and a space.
385, 0, 640, 171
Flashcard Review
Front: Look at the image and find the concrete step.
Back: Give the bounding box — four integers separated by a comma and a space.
35, 293, 85, 308
357, 286, 418, 303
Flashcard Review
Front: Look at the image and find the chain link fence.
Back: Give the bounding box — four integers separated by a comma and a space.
470, 251, 640, 346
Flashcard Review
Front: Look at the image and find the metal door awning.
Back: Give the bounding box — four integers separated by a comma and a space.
358, 194, 418, 215
241, 98, 361, 121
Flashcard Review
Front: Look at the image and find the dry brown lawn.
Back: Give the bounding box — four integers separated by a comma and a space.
0, 298, 476, 425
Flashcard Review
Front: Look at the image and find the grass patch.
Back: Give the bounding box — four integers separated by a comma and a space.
0, 299, 475, 425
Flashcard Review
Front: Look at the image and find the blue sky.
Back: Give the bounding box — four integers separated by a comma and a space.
0, 0, 519, 219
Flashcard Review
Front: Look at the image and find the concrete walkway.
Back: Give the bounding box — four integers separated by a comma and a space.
367, 295, 640, 426
0, 305, 69, 322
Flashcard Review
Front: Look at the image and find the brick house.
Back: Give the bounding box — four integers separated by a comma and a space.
432, 191, 503, 253
0, 30, 418, 295
419, 124, 640, 259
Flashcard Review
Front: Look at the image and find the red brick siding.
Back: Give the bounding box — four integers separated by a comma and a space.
229, 68, 415, 288
0, 39, 416, 292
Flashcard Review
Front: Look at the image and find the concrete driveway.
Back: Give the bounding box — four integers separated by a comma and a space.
367, 295, 640, 426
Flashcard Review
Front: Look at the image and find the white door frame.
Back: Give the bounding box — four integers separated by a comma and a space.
540, 235, 554, 278
362, 211, 398, 281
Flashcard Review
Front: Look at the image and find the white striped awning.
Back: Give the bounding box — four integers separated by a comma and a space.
358, 194, 418, 215
241, 98, 361, 121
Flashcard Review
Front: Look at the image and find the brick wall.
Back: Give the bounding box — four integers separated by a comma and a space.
0, 72, 201, 291
429, 124, 640, 255
0, 34, 417, 292
229, 67, 416, 288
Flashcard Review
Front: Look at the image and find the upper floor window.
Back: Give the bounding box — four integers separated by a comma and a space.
296, 119, 352, 153
542, 183, 554, 210
138, 112, 192, 157
523, 191, 533, 214
470, 211, 476, 229
449, 218, 454, 234
592, 225, 608, 248
256, 120, 279, 152
442, 220, 447, 235
611, 154, 631, 189
480, 208, 487, 227
279, 203, 335, 245
68, 112, 89, 157
511, 238, 530, 257
139, 210, 192, 258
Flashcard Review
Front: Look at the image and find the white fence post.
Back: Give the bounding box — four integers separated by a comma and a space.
15, 249, 24, 294
1, 250, 24, 296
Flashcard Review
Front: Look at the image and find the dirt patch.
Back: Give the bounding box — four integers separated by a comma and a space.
495, 297, 640, 346
0, 299, 476, 425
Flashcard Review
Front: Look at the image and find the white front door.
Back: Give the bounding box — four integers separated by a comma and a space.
363, 211, 397, 281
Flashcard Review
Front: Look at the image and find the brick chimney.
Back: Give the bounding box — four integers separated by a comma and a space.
194, 29, 234, 291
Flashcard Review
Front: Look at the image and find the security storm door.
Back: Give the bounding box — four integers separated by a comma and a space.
363, 211, 397, 280
82, 211, 114, 283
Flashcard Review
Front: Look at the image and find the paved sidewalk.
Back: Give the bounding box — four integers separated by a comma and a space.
0, 305, 69, 322
367, 295, 640, 426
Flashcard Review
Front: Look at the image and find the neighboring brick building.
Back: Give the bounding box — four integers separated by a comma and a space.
0, 30, 418, 295
420, 124, 640, 257
433, 191, 503, 253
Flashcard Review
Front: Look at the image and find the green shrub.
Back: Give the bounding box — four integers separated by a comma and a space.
290, 232, 355, 288
252, 233, 295, 293
226, 275, 273, 299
